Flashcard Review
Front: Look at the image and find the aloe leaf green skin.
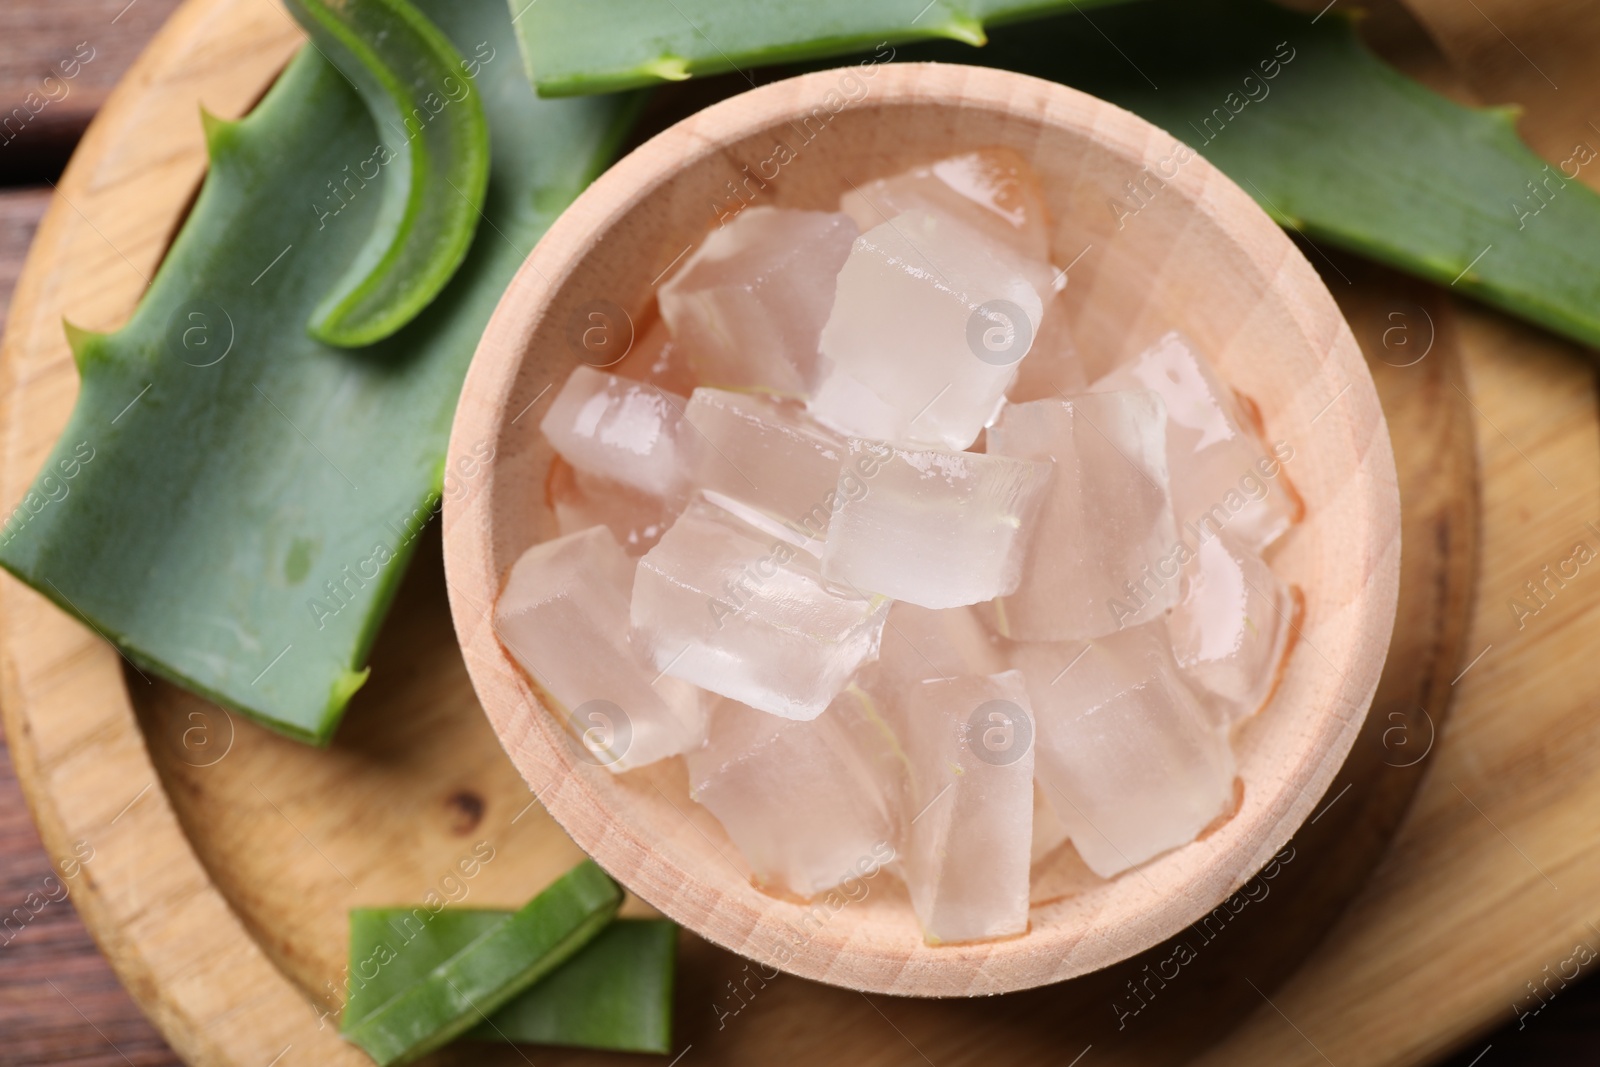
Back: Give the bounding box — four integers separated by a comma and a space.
342, 861, 624, 1065
0, 2, 640, 743
930, 0, 1600, 351
524, 0, 1600, 352
510, 0, 1132, 97
350, 913, 678, 1053
284, 0, 490, 348
468, 919, 678, 1053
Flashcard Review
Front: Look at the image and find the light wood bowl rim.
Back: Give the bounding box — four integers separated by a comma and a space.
444, 61, 1400, 997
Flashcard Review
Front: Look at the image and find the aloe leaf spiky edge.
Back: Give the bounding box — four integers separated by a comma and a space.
508, 0, 1133, 97
944, 0, 1600, 352
0, 1, 642, 743
512, 0, 1600, 353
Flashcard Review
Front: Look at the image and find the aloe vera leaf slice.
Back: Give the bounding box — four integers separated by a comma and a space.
282, 0, 489, 347
349, 913, 678, 1054
508, 0, 1132, 97
0, 2, 640, 743
469, 919, 678, 1053
341, 860, 623, 1065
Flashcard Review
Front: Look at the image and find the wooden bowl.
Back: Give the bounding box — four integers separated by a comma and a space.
443, 63, 1399, 997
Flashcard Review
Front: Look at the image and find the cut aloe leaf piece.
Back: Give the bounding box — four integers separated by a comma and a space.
518, 0, 1600, 351
508, 0, 1132, 96
342, 860, 623, 1065
345, 912, 678, 1055
282, 0, 489, 347
469, 919, 678, 1052
932, 0, 1600, 351
0, 1, 640, 743
491, 921, 676, 1052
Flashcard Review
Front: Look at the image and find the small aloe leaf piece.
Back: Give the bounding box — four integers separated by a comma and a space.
0, 0, 640, 742
469, 919, 678, 1053
341, 860, 623, 1065
347, 913, 678, 1053
507, 0, 1132, 97
283, 0, 490, 347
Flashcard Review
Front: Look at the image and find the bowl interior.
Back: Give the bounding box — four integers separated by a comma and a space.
444, 62, 1398, 997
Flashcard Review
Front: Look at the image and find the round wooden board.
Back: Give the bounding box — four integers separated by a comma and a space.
2, 0, 1557, 1062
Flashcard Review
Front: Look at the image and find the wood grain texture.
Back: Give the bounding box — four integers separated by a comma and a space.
0, 735, 176, 1067
3, 0, 1587, 1062
0, 191, 53, 334
0, 0, 185, 183
1194, 290, 1600, 1067
0, 188, 181, 1066
1195, 6, 1600, 1062
0, 2, 368, 1063
1399, 0, 1589, 145
446, 62, 1400, 997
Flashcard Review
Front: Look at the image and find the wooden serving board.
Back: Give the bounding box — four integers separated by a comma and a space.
0, 0, 1592, 1063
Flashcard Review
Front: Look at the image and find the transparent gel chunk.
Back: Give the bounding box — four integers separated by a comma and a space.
610, 311, 698, 396
1030, 784, 1071, 867
812, 209, 1048, 450
807, 359, 906, 444
687, 695, 894, 899
631, 498, 889, 720
680, 388, 845, 546
836, 603, 1002, 852
659, 206, 858, 397
832, 682, 916, 830
1092, 331, 1301, 551
854, 602, 1006, 824
839, 147, 1053, 263
1014, 622, 1236, 878
548, 457, 676, 556
903, 670, 1035, 943
875, 601, 1007, 693
1007, 291, 1089, 402
1167, 530, 1297, 725
495, 526, 708, 772
822, 440, 1052, 609
987, 392, 1178, 641
539, 366, 686, 498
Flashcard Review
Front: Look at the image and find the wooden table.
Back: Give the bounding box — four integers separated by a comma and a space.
2, 8, 180, 1062
1, 0, 1599, 1063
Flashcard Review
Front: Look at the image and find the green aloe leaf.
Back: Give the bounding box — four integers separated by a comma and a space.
509, 0, 1131, 97
283, 0, 489, 346
468, 919, 678, 1052
0, 1, 639, 743
522, 0, 1600, 352
346, 913, 678, 1054
941, 0, 1600, 350
342, 860, 624, 1065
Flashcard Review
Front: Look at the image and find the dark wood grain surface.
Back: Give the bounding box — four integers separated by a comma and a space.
2, 5, 186, 1060
1, 1, 1598, 1064
0, 0, 186, 184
